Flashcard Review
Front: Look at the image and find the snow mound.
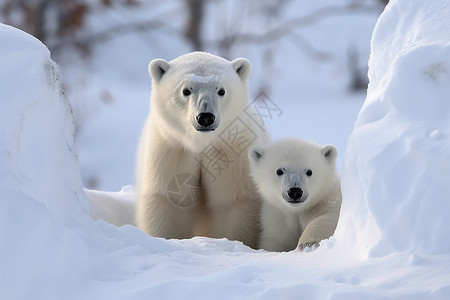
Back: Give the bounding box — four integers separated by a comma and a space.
340, 0, 450, 256
0, 24, 180, 300
1, 24, 91, 298
87, 185, 137, 226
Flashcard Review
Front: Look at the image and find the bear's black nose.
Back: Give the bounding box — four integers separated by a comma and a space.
196, 113, 215, 128
287, 187, 303, 200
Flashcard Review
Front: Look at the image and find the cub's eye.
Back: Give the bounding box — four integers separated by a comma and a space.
217, 88, 225, 96
182, 88, 191, 96
306, 169, 313, 176
276, 168, 284, 176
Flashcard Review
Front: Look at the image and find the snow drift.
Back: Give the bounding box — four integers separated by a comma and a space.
339, 0, 450, 257
1, 0, 450, 298
0, 24, 182, 300
0, 24, 93, 299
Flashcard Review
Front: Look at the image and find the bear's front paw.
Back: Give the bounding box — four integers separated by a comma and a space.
297, 241, 320, 252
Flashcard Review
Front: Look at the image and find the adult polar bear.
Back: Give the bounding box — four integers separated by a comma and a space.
136, 52, 268, 248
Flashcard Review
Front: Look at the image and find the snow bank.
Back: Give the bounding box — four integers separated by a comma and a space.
87, 186, 137, 226
0, 24, 178, 300
339, 0, 450, 256
1, 24, 92, 299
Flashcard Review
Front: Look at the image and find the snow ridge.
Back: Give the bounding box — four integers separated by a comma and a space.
340, 0, 450, 257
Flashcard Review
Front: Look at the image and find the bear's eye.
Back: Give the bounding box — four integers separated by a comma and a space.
276, 168, 284, 176
306, 169, 313, 176
182, 88, 191, 96
217, 88, 225, 96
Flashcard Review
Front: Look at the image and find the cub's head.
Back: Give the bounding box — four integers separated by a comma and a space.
248, 139, 338, 208
148, 52, 251, 151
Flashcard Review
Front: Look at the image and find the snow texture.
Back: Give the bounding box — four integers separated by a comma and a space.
87, 185, 137, 227
1, 0, 450, 299
339, 0, 450, 257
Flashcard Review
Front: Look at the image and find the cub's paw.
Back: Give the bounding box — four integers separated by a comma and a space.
297, 241, 320, 252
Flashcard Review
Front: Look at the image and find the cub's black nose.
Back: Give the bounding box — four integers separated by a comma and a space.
287, 187, 303, 200
196, 113, 215, 127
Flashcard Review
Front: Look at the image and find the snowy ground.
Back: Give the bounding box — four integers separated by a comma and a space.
1, 0, 450, 299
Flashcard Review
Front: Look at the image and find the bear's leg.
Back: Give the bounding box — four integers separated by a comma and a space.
210, 197, 260, 249
296, 214, 338, 251
258, 203, 299, 252
137, 193, 196, 239
259, 232, 290, 252
137, 131, 202, 239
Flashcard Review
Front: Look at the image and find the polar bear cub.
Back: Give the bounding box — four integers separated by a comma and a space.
136, 52, 268, 249
248, 138, 342, 252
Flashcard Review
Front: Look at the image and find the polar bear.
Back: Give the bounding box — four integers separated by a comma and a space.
136, 52, 268, 249
248, 138, 342, 252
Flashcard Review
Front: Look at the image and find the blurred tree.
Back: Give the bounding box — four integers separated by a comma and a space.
184, 0, 204, 50
1, 0, 386, 92
1, 0, 87, 46
348, 47, 369, 92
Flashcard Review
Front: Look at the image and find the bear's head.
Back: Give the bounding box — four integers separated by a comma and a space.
148, 52, 251, 151
248, 139, 338, 209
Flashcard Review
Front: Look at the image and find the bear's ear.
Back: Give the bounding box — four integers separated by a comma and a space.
322, 145, 337, 163
148, 59, 170, 83
248, 146, 265, 164
231, 58, 252, 81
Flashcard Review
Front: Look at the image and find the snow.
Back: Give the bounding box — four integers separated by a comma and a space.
1, 0, 450, 299
87, 185, 137, 227
338, 0, 450, 257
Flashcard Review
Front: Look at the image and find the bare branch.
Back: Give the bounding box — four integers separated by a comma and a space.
184, 0, 205, 50
49, 18, 182, 53
45, 2, 381, 60
288, 33, 333, 61
203, 4, 381, 55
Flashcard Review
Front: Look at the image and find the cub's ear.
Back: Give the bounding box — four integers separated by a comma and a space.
148, 59, 170, 83
248, 146, 265, 164
231, 58, 252, 81
322, 145, 337, 162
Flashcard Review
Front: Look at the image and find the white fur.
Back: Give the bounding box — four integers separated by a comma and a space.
248, 138, 342, 252
136, 52, 268, 248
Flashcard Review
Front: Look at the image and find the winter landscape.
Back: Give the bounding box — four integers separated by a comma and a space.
1, 0, 450, 299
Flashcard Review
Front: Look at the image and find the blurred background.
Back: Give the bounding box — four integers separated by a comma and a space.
1, 0, 387, 191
